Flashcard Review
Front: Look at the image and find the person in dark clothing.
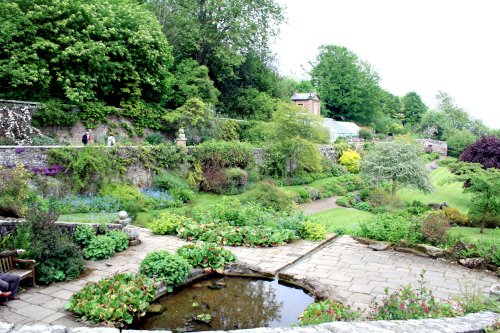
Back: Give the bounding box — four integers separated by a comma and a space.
0, 249, 25, 306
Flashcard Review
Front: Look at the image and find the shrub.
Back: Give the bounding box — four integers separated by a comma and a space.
353, 201, 372, 212
298, 221, 328, 241
106, 230, 129, 252
338, 150, 361, 173
192, 140, 254, 169
150, 211, 187, 235
139, 250, 191, 292
145, 132, 166, 145
371, 271, 462, 320
99, 183, 146, 214
176, 242, 237, 270
73, 225, 96, 247
154, 173, 195, 203
336, 196, 351, 207
32, 100, 78, 127
299, 300, 360, 325
407, 200, 432, 216
223, 167, 248, 193
459, 136, 500, 169
242, 182, 295, 212
25, 209, 84, 284
437, 157, 458, 167
359, 128, 374, 140
83, 235, 116, 260
305, 187, 321, 201
67, 273, 155, 327
420, 211, 451, 245
356, 213, 425, 245
0, 164, 34, 217
443, 207, 469, 226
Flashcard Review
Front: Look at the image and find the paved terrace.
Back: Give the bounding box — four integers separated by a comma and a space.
0, 229, 497, 327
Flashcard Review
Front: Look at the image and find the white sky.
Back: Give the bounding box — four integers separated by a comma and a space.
272, 0, 500, 129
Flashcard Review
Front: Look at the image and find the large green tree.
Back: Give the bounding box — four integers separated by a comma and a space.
149, 0, 284, 79
451, 163, 500, 233
263, 102, 329, 177
0, 0, 174, 105
402, 92, 427, 126
361, 140, 433, 197
310, 45, 382, 124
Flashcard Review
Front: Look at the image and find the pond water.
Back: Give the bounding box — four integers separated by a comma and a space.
135, 276, 314, 332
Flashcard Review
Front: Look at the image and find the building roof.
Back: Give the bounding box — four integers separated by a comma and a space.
322, 118, 359, 134
291, 92, 320, 101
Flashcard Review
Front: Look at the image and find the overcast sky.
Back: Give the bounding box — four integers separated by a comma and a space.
272, 0, 500, 129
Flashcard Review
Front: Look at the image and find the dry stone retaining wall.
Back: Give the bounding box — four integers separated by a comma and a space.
0, 311, 498, 333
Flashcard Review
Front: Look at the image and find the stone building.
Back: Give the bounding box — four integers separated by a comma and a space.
416, 138, 448, 156
291, 92, 321, 117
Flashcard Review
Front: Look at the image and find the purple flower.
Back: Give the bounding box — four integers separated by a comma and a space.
15, 147, 25, 154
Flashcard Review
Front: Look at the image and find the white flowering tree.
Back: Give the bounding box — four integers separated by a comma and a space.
361, 140, 433, 197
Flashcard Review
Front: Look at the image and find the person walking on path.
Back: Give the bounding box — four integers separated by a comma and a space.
82, 129, 93, 145
0, 249, 25, 306
107, 132, 116, 146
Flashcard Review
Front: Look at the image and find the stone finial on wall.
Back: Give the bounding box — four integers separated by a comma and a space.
176, 128, 187, 147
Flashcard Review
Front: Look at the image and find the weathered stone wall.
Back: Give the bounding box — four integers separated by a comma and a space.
0, 218, 123, 237
0, 311, 498, 332
416, 138, 448, 156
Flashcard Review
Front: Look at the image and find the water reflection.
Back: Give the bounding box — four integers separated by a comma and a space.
137, 276, 314, 332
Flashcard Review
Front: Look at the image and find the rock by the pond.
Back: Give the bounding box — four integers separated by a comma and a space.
415, 244, 447, 258
394, 247, 429, 258
459, 257, 486, 269
147, 304, 165, 313
490, 284, 500, 298
368, 242, 392, 251
129, 239, 141, 246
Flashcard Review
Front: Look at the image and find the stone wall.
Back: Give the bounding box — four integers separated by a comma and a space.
0, 311, 498, 333
416, 138, 448, 156
0, 218, 123, 237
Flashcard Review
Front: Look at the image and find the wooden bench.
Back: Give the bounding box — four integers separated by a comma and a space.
0, 253, 36, 287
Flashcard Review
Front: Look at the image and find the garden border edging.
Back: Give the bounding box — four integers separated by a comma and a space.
0, 311, 498, 333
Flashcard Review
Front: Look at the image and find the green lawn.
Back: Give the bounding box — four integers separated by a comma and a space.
58, 212, 117, 224
448, 227, 500, 242
309, 208, 374, 232
398, 167, 472, 213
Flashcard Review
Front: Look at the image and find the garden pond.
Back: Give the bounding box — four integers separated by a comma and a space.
135, 276, 314, 332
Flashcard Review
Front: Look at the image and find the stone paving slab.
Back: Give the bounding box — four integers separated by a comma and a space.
280, 236, 498, 313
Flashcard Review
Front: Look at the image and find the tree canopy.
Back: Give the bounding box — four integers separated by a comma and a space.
0, 0, 174, 106
310, 45, 382, 124
361, 140, 433, 197
402, 92, 427, 126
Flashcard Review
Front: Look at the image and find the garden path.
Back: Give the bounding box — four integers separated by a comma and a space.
0, 230, 497, 327
297, 196, 341, 214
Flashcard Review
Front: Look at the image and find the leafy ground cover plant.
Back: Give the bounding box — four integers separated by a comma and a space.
139, 250, 191, 292
355, 213, 425, 245
298, 300, 360, 325
83, 235, 116, 260
107, 230, 129, 252
370, 271, 463, 320
67, 273, 155, 327
176, 198, 318, 246
73, 224, 96, 247
176, 242, 237, 270
150, 211, 189, 235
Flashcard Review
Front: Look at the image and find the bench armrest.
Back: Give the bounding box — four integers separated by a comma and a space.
13, 258, 36, 269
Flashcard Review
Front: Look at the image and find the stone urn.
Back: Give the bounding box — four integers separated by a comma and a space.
116, 211, 131, 226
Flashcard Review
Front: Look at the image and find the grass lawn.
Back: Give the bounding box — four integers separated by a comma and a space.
448, 227, 500, 242
58, 212, 118, 224
309, 208, 374, 232
398, 167, 472, 213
